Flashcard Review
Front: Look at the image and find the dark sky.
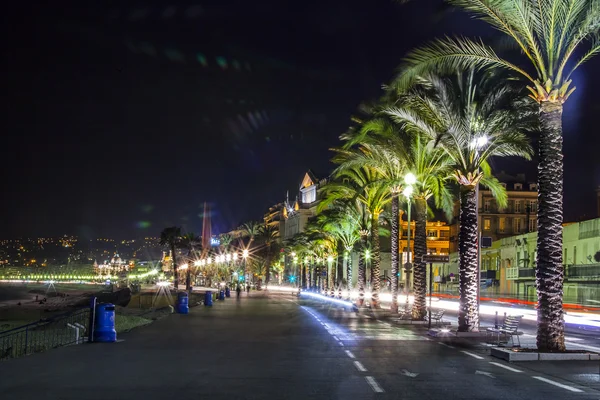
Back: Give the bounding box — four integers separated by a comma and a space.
2, 0, 599, 239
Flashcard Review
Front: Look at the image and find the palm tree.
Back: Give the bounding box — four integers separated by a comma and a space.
179, 232, 201, 290
321, 161, 390, 308
240, 221, 261, 282
386, 70, 533, 331
346, 127, 454, 318
393, 0, 599, 351
257, 224, 280, 287
317, 203, 362, 298
160, 227, 181, 289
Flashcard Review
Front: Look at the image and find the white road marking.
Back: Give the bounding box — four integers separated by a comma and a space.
438, 342, 455, 349
354, 361, 367, 372
339, 342, 345, 346
475, 370, 495, 378
401, 369, 419, 377
461, 350, 484, 360
332, 335, 339, 341
345, 350, 356, 359
489, 362, 523, 373
365, 376, 385, 393
532, 376, 583, 393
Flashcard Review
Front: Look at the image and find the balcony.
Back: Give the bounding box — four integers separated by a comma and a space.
566, 264, 600, 280
506, 267, 535, 280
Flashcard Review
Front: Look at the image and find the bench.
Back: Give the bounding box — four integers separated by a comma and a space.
486, 315, 524, 347
429, 310, 445, 326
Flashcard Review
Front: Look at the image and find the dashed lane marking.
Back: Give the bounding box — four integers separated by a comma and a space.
489, 362, 522, 373
345, 350, 356, 359
461, 350, 484, 360
354, 361, 368, 372
532, 376, 583, 393
438, 342, 455, 349
365, 376, 385, 393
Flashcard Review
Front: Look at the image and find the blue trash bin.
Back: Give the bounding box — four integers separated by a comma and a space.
219, 290, 225, 301
225, 287, 231, 298
204, 291, 213, 307
177, 292, 189, 314
94, 303, 117, 343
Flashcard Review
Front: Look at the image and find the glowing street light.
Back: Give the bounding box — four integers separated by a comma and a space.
194, 260, 201, 267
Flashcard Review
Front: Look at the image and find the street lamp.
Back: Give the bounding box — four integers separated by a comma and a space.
403, 182, 414, 311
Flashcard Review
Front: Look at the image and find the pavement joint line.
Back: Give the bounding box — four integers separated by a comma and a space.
532, 376, 583, 393
461, 350, 485, 360
345, 350, 356, 359
438, 342, 455, 349
489, 362, 523, 373
365, 376, 385, 393
354, 361, 367, 372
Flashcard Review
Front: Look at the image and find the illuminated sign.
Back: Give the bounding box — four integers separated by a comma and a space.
210, 237, 220, 247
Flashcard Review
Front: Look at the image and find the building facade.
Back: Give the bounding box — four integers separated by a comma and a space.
442, 217, 600, 302
450, 172, 538, 252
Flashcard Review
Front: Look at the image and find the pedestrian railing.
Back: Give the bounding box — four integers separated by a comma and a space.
0, 307, 90, 361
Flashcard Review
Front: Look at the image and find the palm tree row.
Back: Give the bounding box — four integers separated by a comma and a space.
287, 0, 599, 351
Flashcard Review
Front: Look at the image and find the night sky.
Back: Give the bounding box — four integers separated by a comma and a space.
2, 0, 599, 239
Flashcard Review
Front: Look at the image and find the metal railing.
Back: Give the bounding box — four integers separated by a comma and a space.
566, 264, 600, 280
0, 307, 90, 360
506, 267, 535, 280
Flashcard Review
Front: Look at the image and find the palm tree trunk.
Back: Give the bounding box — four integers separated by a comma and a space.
458, 185, 478, 332
412, 197, 428, 320
265, 249, 271, 287
536, 101, 565, 352
390, 193, 400, 313
301, 263, 307, 289
337, 252, 343, 298
371, 215, 381, 309
357, 238, 367, 306
346, 249, 353, 297
171, 244, 178, 289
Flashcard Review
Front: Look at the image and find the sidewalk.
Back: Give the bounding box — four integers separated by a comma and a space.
0, 291, 370, 400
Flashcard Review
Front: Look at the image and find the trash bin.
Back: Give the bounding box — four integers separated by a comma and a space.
94, 303, 117, 343
219, 290, 225, 300
177, 292, 189, 314
204, 291, 213, 307
225, 287, 231, 298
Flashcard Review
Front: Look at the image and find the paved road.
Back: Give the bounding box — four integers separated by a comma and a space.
1, 291, 600, 399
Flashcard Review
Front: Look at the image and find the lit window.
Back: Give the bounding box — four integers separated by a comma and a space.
499, 217, 506, 233
484, 218, 491, 230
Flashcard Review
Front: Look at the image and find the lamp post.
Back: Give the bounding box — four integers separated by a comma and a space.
403, 172, 416, 311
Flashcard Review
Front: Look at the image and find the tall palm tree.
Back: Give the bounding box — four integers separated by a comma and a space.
386, 70, 533, 331
179, 232, 201, 290
346, 128, 454, 318
321, 161, 390, 308
257, 224, 280, 286
393, 0, 599, 351
160, 227, 181, 289
241, 221, 261, 282
317, 202, 362, 298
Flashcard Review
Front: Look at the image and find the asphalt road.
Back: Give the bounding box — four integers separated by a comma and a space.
1, 291, 600, 399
